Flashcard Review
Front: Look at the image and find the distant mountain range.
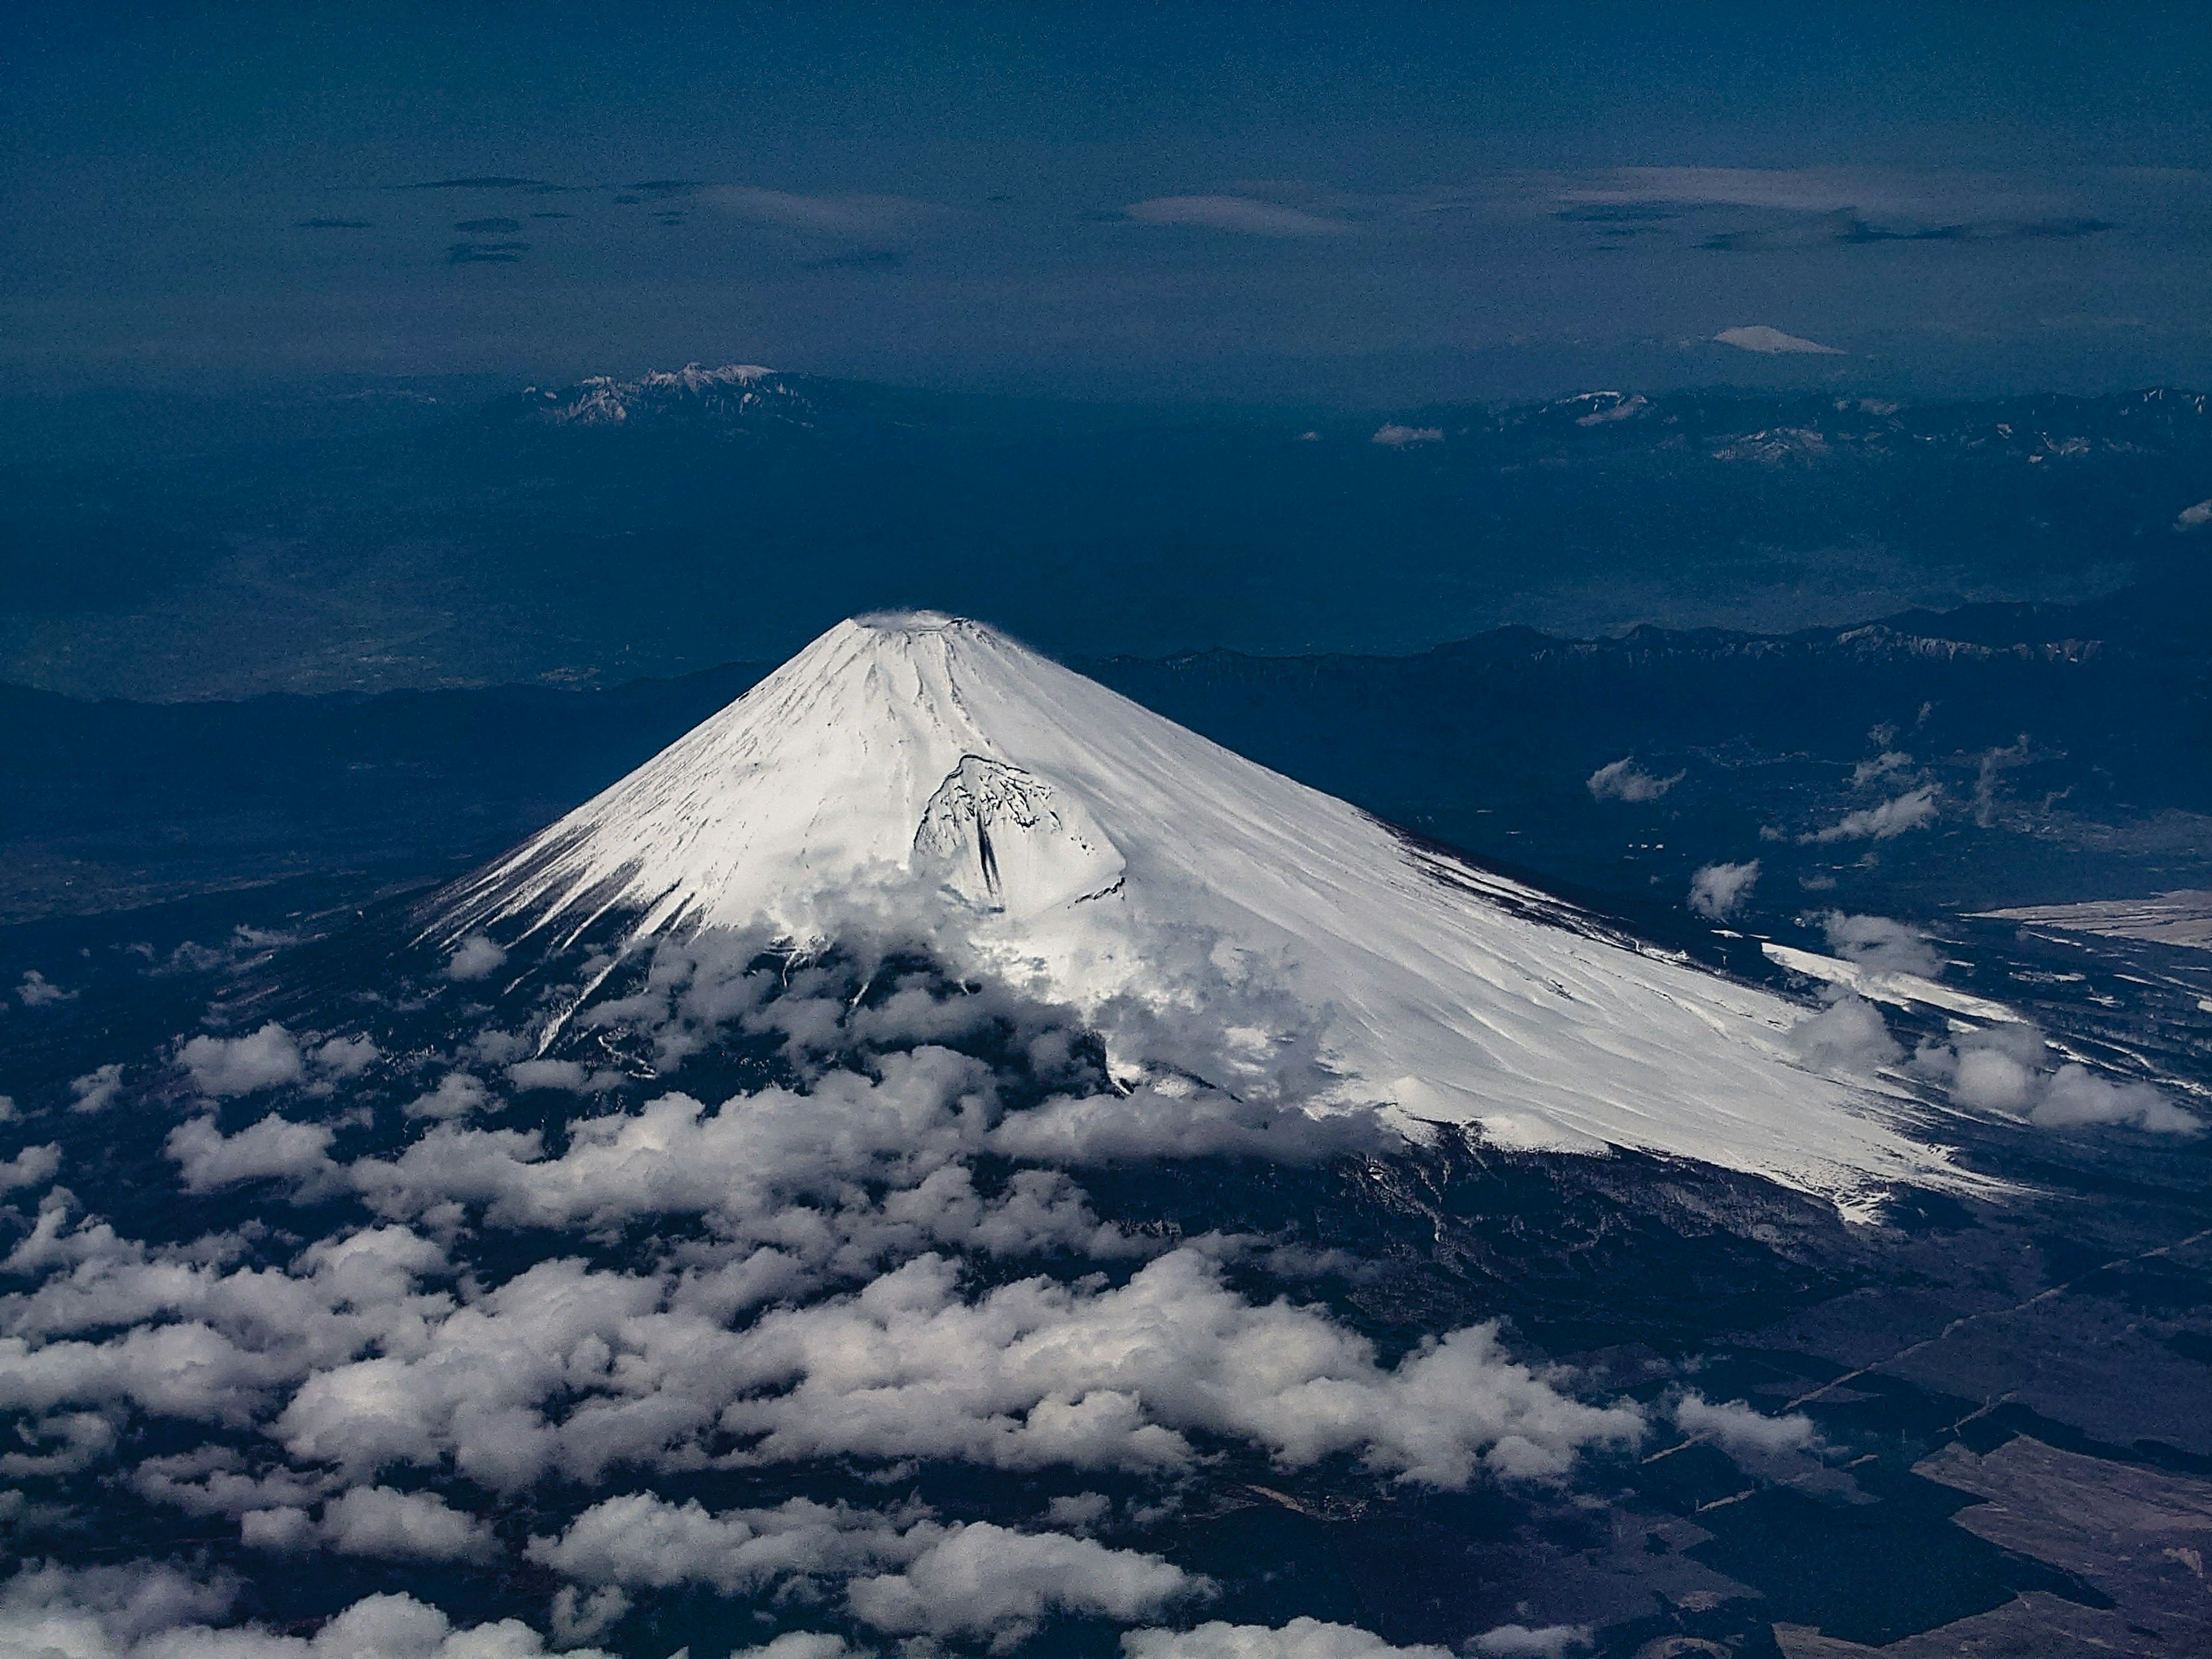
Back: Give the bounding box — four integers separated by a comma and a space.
3, 367, 2209, 700
490, 363, 2212, 463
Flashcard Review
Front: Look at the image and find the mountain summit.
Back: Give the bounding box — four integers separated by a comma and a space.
442, 611, 1960, 1202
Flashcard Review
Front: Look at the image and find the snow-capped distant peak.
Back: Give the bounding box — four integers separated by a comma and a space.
440, 611, 1975, 1205
521, 362, 806, 428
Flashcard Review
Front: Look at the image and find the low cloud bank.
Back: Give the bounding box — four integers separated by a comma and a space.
0, 937, 1648, 1656
1914, 1024, 2199, 1134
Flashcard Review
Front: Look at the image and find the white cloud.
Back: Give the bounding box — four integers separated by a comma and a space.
1687, 861, 1759, 921
274, 1485, 499, 1563
1370, 425, 1442, 448
1914, 1026, 2200, 1134
711, 1248, 1641, 1486
0, 1142, 62, 1192
134, 1447, 339, 1518
71, 1063, 125, 1114
1803, 786, 1940, 843
181, 1024, 305, 1097
1124, 1619, 1452, 1658
507, 1058, 623, 1094
0, 1566, 610, 1659
403, 1072, 487, 1120
18, 970, 75, 1006
313, 1036, 380, 1078
1714, 325, 1844, 355
1586, 758, 1683, 804
1671, 1392, 1862, 1501
0, 1410, 116, 1478
0, 1562, 238, 1654
1675, 1392, 1819, 1460
445, 935, 507, 982
1851, 751, 1914, 789
0, 940, 1674, 1648
1786, 991, 1901, 1075
1046, 1492, 1112, 1531
1821, 913, 1941, 979
168, 1114, 339, 1197
527, 1493, 928, 1595
1469, 1626, 1592, 1659
725, 1639, 859, 1659
546, 1586, 630, 1650
1123, 195, 1351, 236
2175, 498, 2211, 529
847, 1522, 1207, 1647
0, 1209, 452, 1426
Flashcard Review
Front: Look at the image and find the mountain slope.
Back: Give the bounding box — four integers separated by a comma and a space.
439, 612, 1967, 1203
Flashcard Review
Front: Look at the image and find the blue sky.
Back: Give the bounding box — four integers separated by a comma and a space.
6, 3, 2208, 401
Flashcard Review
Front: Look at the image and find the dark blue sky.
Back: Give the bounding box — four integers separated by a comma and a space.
6, 3, 2208, 402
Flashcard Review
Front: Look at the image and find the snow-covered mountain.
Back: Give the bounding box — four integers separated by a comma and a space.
514, 362, 813, 429
439, 612, 1966, 1203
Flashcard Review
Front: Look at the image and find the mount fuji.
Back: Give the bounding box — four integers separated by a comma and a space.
438, 611, 1963, 1204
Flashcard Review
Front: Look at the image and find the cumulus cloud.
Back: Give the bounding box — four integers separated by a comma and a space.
0, 1567, 609, 1659
344, 1051, 1128, 1263
1687, 861, 1759, 920
507, 1058, 624, 1094
252, 1237, 1632, 1495
0, 1563, 238, 1654
726, 1639, 858, 1659
168, 1114, 339, 1197
547, 1586, 631, 1650
0, 1206, 452, 1426
445, 935, 507, 982
313, 1036, 380, 1078
1786, 991, 1901, 1075
1913, 1025, 2199, 1134
1672, 1392, 1861, 1501
847, 1522, 1207, 1647
1370, 425, 1442, 448
0, 1142, 62, 1192
403, 1072, 487, 1120
1821, 913, 1942, 979
1675, 1392, 1819, 1461
245, 1485, 498, 1563
2177, 498, 2212, 530
1803, 786, 1940, 844
1123, 196, 1351, 236
709, 1248, 1641, 1486
1586, 757, 1683, 804
18, 970, 75, 1006
70, 1063, 125, 1114
1124, 1620, 1452, 1658
1713, 325, 1844, 354
528, 1493, 925, 1596
0, 927, 1666, 1653
181, 1023, 305, 1097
